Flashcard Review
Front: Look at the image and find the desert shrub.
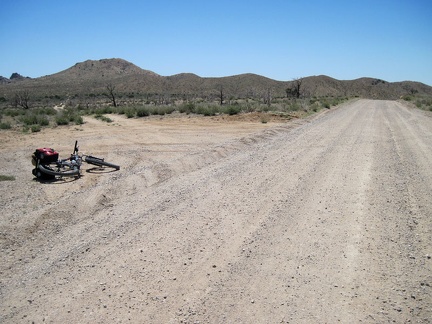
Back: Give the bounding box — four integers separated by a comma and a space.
31, 125, 41, 132
311, 102, 321, 112
156, 106, 175, 115
195, 104, 219, 116
47, 107, 58, 115
0, 122, 11, 129
244, 102, 258, 113
35, 107, 57, 115
76, 103, 89, 112
55, 108, 83, 126
178, 102, 196, 114
95, 114, 113, 123
17, 110, 50, 126
224, 105, 241, 115
322, 101, 331, 109
38, 115, 49, 126
125, 108, 136, 118
148, 106, 161, 115
74, 115, 84, 125
136, 107, 150, 117
261, 105, 271, 112
20, 114, 37, 125
55, 111, 70, 126
55, 113, 69, 125
0, 175, 15, 181
4, 109, 23, 117
99, 106, 114, 114
116, 106, 127, 115
286, 101, 301, 111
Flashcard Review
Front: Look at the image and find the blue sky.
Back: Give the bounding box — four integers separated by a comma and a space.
1, 0, 431, 85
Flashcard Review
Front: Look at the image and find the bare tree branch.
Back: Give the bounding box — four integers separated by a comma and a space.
219, 85, 224, 105
105, 83, 117, 107
13, 91, 30, 109
286, 78, 303, 99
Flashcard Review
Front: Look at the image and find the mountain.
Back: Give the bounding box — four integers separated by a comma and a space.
0, 76, 10, 84
1, 58, 431, 102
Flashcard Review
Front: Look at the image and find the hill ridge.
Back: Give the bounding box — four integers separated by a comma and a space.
1, 58, 431, 100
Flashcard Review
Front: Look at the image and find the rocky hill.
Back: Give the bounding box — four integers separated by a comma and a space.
1, 58, 431, 103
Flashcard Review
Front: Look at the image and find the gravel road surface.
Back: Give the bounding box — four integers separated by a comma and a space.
1, 99, 431, 323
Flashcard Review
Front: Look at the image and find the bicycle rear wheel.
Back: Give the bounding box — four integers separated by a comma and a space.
38, 164, 80, 178
85, 156, 120, 170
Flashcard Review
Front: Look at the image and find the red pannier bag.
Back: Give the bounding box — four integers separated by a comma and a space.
33, 148, 59, 164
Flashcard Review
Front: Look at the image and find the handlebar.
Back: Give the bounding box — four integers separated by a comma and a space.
73, 140, 78, 155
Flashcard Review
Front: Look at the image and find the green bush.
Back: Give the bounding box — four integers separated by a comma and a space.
74, 115, 84, 125
287, 102, 300, 111
95, 114, 113, 122
136, 107, 150, 117
178, 102, 196, 114
20, 114, 38, 126
195, 104, 218, 116
4, 109, 22, 117
323, 101, 331, 109
116, 106, 126, 115
311, 102, 321, 112
125, 108, 136, 118
55, 114, 69, 125
31, 125, 41, 132
152, 106, 175, 115
35, 107, 57, 115
0, 122, 11, 129
38, 115, 49, 126
54, 108, 84, 126
224, 105, 241, 115
0, 175, 15, 181
19, 113, 49, 126
95, 106, 114, 115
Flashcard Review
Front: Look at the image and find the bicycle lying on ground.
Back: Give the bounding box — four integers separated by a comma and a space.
32, 140, 120, 180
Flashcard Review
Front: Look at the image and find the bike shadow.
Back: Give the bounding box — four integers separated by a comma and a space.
32, 176, 81, 184
85, 167, 119, 174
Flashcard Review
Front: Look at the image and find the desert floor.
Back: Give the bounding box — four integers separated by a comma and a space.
1, 99, 431, 323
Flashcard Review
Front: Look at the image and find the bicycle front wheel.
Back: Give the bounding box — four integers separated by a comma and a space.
85, 156, 120, 170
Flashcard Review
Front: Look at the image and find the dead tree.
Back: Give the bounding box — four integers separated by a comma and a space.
264, 88, 272, 107
219, 85, 224, 105
105, 83, 117, 107
286, 78, 303, 99
13, 91, 30, 109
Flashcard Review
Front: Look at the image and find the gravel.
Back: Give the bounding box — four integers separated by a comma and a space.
1, 99, 431, 323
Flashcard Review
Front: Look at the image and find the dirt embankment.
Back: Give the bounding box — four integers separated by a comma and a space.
1, 100, 431, 323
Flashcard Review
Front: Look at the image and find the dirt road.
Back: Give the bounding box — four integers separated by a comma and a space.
1, 100, 431, 323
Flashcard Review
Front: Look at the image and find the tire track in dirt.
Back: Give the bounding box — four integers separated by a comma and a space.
1, 100, 431, 323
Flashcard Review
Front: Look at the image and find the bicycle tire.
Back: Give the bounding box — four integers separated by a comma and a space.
38, 164, 80, 177
85, 156, 120, 170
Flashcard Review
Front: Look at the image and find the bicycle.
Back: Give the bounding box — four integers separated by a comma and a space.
32, 140, 120, 180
